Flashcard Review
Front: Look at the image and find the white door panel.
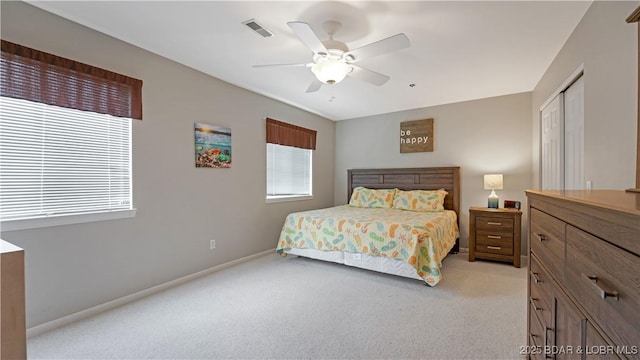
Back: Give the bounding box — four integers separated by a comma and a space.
564, 77, 585, 190
541, 95, 564, 190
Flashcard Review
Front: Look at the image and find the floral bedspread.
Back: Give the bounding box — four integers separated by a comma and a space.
276, 205, 459, 285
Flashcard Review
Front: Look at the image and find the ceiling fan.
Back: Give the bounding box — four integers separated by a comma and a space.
253, 20, 410, 93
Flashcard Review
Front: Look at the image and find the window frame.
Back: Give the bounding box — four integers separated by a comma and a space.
1, 209, 137, 232
0, 40, 141, 231
265, 143, 313, 203
265, 118, 316, 203
0, 97, 136, 232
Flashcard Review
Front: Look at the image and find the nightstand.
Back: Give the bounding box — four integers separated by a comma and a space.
468, 207, 522, 267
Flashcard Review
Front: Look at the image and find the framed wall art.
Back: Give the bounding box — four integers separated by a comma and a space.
194, 123, 231, 168
400, 118, 434, 153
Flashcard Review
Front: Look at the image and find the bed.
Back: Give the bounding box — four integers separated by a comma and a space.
276, 167, 461, 286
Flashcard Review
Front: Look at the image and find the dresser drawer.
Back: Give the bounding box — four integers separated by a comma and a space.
565, 225, 640, 352
529, 208, 565, 283
476, 232, 513, 255
529, 301, 550, 360
529, 255, 552, 328
476, 216, 514, 231
585, 322, 624, 360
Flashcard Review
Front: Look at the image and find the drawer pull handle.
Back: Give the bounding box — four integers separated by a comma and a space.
543, 326, 549, 357
530, 271, 543, 284
535, 233, 547, 242
487, 222, 502, 226
487, 245, 501, 250
487, 235, 502, 239
543, 327, 553, 359
530, 297, 542, 311
582, 274, 619, 301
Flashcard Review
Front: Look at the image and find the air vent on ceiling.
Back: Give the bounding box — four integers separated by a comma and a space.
242, 19, 273, 38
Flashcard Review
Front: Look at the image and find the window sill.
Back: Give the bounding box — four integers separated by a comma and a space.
0, 209, 137, 232
266, 195, 313, 204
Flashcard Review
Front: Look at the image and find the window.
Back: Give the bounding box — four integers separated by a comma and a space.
265, 118, 316, 202
0, 40, 142, 230
266, 143, 312, 198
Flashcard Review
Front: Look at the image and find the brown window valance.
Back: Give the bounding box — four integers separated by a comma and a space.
0, 40, 143, 120
266, 117, 317, 150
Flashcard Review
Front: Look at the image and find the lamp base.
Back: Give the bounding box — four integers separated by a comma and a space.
488, 190, 499, 209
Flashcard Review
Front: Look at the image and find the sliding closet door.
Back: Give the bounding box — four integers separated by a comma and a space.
540, 75, 585, 191
564, 77, 585, 190
541, 95, 564, 190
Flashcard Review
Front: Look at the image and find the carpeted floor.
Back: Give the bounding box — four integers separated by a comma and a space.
27, 252, 528, 359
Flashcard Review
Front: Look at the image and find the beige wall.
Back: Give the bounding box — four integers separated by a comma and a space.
532, 1, 638, 189
334, 92, 533, 253
0, 1, 335, 328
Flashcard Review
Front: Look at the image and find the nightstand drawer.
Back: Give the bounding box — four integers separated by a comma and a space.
475, 243, 512, 255
476, 216, 514, 230
476, 232, 513, 255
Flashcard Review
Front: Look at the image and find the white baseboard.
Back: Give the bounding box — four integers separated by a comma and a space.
27, 248, 276, 338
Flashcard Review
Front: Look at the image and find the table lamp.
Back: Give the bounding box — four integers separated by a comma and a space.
484, 174, 503, 209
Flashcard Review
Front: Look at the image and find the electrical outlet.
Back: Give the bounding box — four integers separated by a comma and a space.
586, 180, 593, 190
210, 239, 216, 249
352, 253, 362, 260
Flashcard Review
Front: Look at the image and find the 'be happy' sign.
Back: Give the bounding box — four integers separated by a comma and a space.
400, 118, 434, 153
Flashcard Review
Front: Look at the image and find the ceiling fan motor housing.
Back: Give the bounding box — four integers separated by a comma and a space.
322, 39, 349, 54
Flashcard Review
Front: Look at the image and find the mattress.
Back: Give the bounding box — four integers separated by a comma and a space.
276, 205, 459, 285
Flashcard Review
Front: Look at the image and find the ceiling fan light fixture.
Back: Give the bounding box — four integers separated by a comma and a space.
311, 59, 352, 85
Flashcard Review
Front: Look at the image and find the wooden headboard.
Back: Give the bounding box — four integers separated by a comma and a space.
347, 167, 461, 218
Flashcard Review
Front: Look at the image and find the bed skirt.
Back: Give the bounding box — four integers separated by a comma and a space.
284, 248, 424, 281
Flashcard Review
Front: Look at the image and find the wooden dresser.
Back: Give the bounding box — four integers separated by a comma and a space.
1, 240, 27, 360
525, 190, 639, 359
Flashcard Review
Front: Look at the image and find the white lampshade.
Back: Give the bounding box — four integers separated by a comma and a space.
484, 174, 504, 190
311, 59, 352, 84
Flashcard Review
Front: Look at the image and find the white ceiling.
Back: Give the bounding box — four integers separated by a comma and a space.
27, 1, 592, 121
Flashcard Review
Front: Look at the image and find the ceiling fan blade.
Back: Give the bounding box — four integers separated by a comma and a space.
287, 21, 328, 55
253, 63, 310, 69
306, 79, 323, 93
346, 33, 410, 62
348, 65, 390, 86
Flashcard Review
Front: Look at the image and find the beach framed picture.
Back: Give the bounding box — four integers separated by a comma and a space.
194, 123, 231, 168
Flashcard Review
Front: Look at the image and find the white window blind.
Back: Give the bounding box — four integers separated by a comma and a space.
0, 96, 132, 222
266, 143, 312, 198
